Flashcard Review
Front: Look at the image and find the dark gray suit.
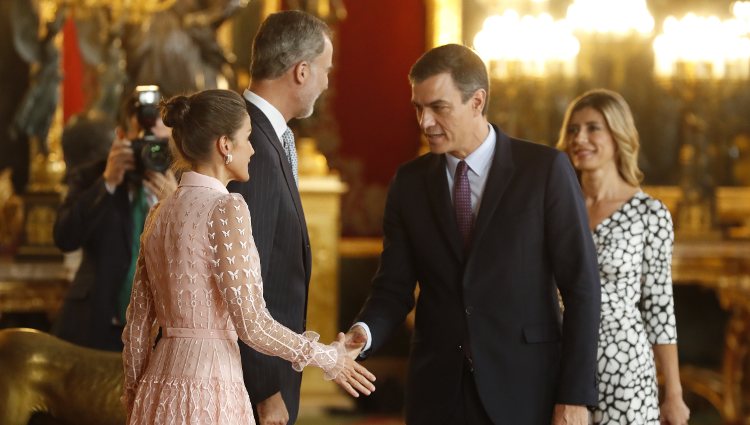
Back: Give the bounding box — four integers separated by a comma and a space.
356, 126, 601, 424
227, 100, 312, 423
53, 160, 132, 351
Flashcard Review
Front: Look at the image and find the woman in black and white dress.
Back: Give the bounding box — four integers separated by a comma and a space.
557, 89, 690, 425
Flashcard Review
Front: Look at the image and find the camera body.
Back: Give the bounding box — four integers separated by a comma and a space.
128, 85, 171, 182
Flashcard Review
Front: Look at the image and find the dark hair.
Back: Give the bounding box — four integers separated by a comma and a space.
161, 89, 248, 168
117, 95, 138, 133
61, 109, 115, 178
409, 44, 490, 115
250, 10, 332, 80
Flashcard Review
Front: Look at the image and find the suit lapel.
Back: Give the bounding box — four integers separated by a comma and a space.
470, 126, 515, 253
247, 102, 299, 200
425, 154, 464, 262
247, 101, 312, 277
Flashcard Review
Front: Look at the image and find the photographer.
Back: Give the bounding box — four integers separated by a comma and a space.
53, 86, 177, 352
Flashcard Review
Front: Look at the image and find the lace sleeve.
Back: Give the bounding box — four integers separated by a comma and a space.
120, 246, 158, 413
210, 194, 345, 379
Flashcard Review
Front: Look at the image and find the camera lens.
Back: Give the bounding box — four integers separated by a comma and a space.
141, 138, 171, 172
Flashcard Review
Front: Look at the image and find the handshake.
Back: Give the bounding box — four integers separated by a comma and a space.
330, 326, 373, 398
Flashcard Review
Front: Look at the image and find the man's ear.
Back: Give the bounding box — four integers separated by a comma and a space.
293, 61, 310, 84
472, 89, 487, 115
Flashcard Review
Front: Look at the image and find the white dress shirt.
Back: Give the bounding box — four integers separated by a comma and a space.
354, 125, 497, 353
243, 89, 288, 141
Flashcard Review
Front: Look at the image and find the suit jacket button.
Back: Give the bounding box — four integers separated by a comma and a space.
465, 307, 473, 316
457, 344, 463, 351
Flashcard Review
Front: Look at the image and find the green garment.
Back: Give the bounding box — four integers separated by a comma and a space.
117, 185, 149, 324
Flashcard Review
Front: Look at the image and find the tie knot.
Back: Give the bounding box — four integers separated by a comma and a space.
456, 160, 469, 177
282, 128, 294, 145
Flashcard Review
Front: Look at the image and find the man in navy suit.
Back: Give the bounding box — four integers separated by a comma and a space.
227, 10, 333, 425
347, 44, 601, 424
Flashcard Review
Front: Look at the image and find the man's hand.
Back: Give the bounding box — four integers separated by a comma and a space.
332, 332, 376, 397
256, 392, 288, 425
551, 404, 589, 425
144, 169, 178, 200
103, 138, 134, 188
344, 325, 367, 360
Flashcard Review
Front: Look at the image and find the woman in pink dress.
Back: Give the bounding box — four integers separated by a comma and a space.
121, 89, 375, 425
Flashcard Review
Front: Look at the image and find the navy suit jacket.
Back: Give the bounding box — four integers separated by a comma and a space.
227, 101, 312, 423
356, 126, 601, 424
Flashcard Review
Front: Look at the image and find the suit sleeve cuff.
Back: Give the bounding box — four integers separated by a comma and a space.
351, 322, 372, 352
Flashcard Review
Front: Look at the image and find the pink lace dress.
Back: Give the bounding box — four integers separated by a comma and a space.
121, 172, 345, 425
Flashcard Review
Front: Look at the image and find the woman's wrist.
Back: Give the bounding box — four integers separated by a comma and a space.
662, 386, 683, 400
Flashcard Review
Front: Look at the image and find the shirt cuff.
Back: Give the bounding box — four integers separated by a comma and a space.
103, 180, 117, 194
351, 322, 372, 352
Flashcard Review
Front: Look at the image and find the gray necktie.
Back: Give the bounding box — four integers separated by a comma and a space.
281, 128, 298, 185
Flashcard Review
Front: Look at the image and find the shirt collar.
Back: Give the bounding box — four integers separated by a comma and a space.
445, 124, 496, 177
179, 171, 229, 194
243, 89, 288, 140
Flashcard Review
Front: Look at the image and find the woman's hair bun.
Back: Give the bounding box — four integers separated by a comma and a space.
161, 95, 191, 128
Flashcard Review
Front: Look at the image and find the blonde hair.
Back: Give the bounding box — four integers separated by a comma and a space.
556, 89, 643, 186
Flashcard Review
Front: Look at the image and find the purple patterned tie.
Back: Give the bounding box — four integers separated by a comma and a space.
454, 160, 473, 249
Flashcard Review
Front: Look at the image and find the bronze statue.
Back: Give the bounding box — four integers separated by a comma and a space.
11, 0, 66, 156
0, 328, 125, 425
122, 0, 246, 97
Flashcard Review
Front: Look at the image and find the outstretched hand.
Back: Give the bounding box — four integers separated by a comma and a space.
332, 332, 376, 397
344, 325, 367, 360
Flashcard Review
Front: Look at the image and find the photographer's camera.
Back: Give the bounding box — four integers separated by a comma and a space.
128, 85, 171, 181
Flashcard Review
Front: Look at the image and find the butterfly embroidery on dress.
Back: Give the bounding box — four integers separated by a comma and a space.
224, 243, 233, 251
226, 256, 236, 265
228, 270, 239, 280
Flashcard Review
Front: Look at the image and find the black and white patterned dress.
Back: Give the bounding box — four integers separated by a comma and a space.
592, 191, 677, 424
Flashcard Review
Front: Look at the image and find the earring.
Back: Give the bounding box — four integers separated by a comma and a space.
224, 153, 233, 165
